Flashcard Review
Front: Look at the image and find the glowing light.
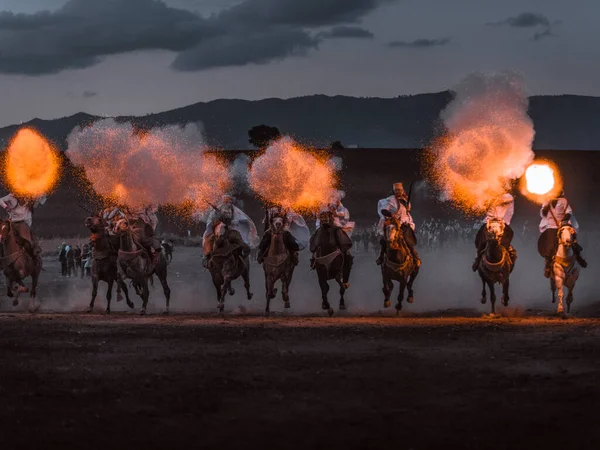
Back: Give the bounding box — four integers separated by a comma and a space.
2, 128, 60, 198
248, 137, 339, 213
525, 163, 555, 195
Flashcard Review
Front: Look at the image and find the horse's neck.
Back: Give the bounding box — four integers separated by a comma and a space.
485, 242, 504, 262
556, 243, 573, 260
387, 239, 407, 263
316, 227, 337, 255
120, 232, 137, 252
268, 232, 286, 256
2, 230, 20, 254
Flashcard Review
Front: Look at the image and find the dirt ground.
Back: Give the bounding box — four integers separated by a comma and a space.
1, 246, 600, 449
0, 314, 599, 449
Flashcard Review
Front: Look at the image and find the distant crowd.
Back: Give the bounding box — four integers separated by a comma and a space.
57, 243, 91, 278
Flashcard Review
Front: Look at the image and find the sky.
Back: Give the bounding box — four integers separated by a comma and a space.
0, 0, 598, 127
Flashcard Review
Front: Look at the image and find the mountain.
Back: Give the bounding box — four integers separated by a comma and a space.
2, 92, 600, 150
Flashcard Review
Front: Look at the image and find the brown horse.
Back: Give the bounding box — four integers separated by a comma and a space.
476, 219, 514, 315
310, 211, 353, 316
207, 221, 253, 313
380, 210, 419, 313
0, 220, 42, 312
85, 216, 133, 313
551, 225, 581, 316
261, 216, 296, 315
114, 218, 171, 315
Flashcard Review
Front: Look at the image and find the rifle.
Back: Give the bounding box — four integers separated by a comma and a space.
264, 207, 270, 233
406, 181, 414, 211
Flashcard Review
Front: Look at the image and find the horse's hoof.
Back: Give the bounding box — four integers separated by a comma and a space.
395, 303, 402, 311
343, 283, 350, 289
339, 304, 346, 311
162, 310, 169, 316
327, 308, 334, 317
105, 309, 111, 315
86, 307, 93, 314
28, 305, 39, 314
12, 299, 18, 307
321, 303, 329, 310
139, 309, 146, 316
126, 301, 134, 309
502, 299, 509, 307
407, 296, 414, 304
265, 310, 270, 317
272, 288, 278, 297
480, 297, 487, 304
384, 301, 391, 308
284, 302, 291, 309
228, 288, 235, 296
247, 293, 253, 300
217, 304, 224, 312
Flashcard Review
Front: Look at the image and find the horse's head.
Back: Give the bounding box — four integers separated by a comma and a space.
85, 215, 105, 232
318, 210, 334, 228
271, 216, 285, 234
0, 220, 11, 245
113, 217, 131, 235
485, 219, 505, 244
558, 225, 576, 248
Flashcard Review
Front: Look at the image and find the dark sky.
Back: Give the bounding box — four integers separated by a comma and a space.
0, 0, 597, 126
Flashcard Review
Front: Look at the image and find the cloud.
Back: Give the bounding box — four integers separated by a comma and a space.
172, 27, 320, 71
82, 90, 97, 98
533, 28, 554, 41
387, 38, 451, 49
318, 26, 374, 39
0, 0, 395, 75
487, 12, 551, 28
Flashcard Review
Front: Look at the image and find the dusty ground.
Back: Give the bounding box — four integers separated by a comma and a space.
1, 314, 599, 449
1, 247, 600, 449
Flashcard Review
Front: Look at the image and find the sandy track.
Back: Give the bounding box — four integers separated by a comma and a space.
1, 313, 599, 449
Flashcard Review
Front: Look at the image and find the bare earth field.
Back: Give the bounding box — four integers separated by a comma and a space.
1, 247, 600, 449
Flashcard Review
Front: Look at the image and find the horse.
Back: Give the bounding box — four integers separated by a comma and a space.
207, 221, 253, 313
114, 218, 171, 315
550, 225, 581, 316
380, 210, 419, 313
261, 216, 296, 315
0, 220, 42, 312
310, 211, 353, 316
161, 240, 174, 264
476, 219, 514, 315
84, 216, 133, 313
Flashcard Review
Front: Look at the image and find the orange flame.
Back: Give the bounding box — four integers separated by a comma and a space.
2, 128, 60, 198
520, 159, 562, 204
248, 137, 339, 212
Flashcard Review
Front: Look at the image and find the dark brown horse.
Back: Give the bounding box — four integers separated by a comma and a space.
207, 220, 253, 313
310, 211, 353, 316
0, 220, 42, 312
85, 216, 133, 313
380, 210, 419, 313
476, 219, 514, 315
114, 218, 171, 315
261, 216, 296, 315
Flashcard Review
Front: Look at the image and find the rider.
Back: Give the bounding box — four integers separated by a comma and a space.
101, 205, 126, 235
376, 182, 421, 267
127, 204, 162, 265
538, 190, 587, 278
202, 196, 255, 268
316, 192, 355, 238
0, 192, 46, 258
472, 192, 517, 272
257, 205, 301, 265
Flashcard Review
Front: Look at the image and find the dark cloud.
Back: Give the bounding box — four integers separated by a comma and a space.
387, 38, 451, 49
0, 0, 394, 75
487, 12, 551, 28
216, 0, 396, 29
533, 28, 554, 41
172, 27, 319, 71
318, 26, 374, 39
82, 90, 97, 98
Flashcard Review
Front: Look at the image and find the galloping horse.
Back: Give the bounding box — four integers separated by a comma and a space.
380, 210, 419, 313
550, 225, 581, 316
476, 219, 514, 315
85, 215, 133, 313
161, 240, 174, 264
310, 211, 353, 316
207, 220, 253, 313
261, 216, 296, 315
0, 220, 42, 312
114, 218, 171, 315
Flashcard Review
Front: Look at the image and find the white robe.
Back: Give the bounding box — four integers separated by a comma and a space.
377, 195, 415, 234
130, 205, 159, 231
202, 204, 260, 249
539, 198, 578, 232
0, 194, 46, 227
484, 193, 514, 225
276, 209, 310, 250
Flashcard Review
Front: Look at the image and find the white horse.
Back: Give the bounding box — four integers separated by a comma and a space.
551, 226, 581, 316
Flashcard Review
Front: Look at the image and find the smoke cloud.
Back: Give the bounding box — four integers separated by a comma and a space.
427, 72, 535, 212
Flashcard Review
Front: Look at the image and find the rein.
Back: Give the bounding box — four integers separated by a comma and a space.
384, 255, 410, 272
313, 249, 342, 272
482, 247, 509, 273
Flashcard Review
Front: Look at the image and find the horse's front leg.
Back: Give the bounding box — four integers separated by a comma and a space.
555, 274, 565, 315
488, 281, 496, 315
396, 278, 406, 315
501, 277, 510, 307
88, 274, 99, 313
550, 276, 556, 303
264, 275, 272, 316
28, 270, 40, 313
139, 279, 150, 316
480, 275, 487, 305
105, 278, 114, 314
566, 284, 575, 314
406, 266, 419, 304
317, 269, 331, 314
243, 264, 253, 300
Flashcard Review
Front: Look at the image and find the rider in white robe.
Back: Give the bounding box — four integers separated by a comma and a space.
316, 195, 355, 239
538, 191, 586, 277
376, 182, 420, 266
0, 193, 46, 257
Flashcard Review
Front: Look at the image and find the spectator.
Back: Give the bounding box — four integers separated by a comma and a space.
74, 245, 82, 277
66, 244, 75, 278
58, 243, 67, 277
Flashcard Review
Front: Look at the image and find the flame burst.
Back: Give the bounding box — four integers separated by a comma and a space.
248, 137, 339, 212
66, 119, 230, 213
427, 72, 535, 213
520, 159, 562, 204
1, 128, 60, 198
